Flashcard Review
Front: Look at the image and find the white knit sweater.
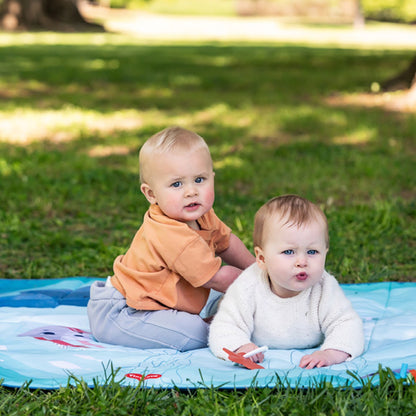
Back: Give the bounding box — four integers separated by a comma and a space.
208, 263, 364, 361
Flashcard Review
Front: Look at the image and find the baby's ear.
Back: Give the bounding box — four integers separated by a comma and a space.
254, 246, 267, 270
140, 183, 156, 204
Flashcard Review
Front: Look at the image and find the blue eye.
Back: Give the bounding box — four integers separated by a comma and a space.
195, 177, 204, 184
171, 181, 181, 188
283, 249, 294, 255
307, 250, 318, 255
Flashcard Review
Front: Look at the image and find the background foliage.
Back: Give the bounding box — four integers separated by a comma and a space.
109, 0, 416, 22
362, 0, 416, 22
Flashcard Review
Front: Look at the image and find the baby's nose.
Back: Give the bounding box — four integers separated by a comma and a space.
296, 255, 307, 267
185, 184, 197, 196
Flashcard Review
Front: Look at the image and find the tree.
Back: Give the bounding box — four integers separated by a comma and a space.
0, 0, 103, 31
353, 0, 365, 28
381, 56, 416, 92
375, 57, 416, 110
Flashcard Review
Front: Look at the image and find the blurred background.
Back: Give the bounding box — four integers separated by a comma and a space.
1, 0, 416, 31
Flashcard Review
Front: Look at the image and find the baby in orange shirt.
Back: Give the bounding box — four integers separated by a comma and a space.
87, 126, 254, 351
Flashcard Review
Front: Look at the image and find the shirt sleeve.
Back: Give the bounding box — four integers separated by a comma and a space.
318, 273, 365, 359
208, 267, 256, 360
172, 236, 223, 288
200, 209, 231, 254
212, 218, 231, 254
145, 207, 223, 288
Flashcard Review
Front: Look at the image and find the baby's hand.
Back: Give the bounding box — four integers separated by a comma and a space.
299, 349, 350, 369
235, 343, 264, 363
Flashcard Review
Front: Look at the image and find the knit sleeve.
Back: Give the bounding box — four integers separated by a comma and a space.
318, 272, 365, 359
208, 266, 257, 360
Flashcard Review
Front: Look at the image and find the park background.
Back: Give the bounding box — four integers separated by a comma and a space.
0, 0, 415, 414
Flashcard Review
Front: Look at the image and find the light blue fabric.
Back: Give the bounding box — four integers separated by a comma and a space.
0, 278, 416, 389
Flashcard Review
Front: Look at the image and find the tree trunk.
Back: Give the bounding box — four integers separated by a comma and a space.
0, 0, 103, 31
377, 57, 416, 111
381, 56, 416, 92
353, 0, 365, 29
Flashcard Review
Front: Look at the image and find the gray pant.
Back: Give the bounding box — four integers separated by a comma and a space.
87, 280, 222, 351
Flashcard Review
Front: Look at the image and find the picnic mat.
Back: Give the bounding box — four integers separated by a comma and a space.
1, 278, 416, 389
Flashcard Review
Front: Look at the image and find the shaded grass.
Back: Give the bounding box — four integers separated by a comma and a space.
0, 31, 415, 413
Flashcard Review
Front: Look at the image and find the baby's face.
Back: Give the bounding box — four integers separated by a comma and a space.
255, 216, 328, 298
141, 147, 215, 228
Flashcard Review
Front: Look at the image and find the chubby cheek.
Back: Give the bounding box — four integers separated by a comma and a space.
315, 260, 327, 275
268, 261, 288, 277
272, 257, 295, 278
203, 186, 215, 206
312, 254, 326, 269
159, 192, 182, 212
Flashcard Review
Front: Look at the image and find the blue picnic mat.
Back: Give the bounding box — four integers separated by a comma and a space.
1, 278, 415, 389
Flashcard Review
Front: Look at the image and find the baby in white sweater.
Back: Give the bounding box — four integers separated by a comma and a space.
209, 195, 364, 369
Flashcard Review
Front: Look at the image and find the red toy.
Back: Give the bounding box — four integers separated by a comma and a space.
223, 348, 265, 370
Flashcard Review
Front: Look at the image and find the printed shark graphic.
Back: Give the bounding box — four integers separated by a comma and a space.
19, 325, 103, 348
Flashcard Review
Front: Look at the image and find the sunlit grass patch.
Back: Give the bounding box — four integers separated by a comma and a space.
0, 108, 144, 144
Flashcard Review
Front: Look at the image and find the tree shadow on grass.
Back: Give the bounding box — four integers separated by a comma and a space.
0, 41, 414, 280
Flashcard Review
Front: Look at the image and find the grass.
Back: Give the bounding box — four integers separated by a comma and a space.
0, 25, 415, 414
1, 368, 416, 415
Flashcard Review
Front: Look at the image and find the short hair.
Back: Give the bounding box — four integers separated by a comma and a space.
253, 195, 329, 248
139, 126, 212, 184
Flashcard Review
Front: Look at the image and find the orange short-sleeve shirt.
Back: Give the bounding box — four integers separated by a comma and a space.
111, 204, 231, 314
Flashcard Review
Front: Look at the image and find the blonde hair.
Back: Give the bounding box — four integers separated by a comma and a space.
139, 126, 212, 183
253, 195, 329, 249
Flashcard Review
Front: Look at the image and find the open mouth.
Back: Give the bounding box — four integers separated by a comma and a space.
185, 203, 200, 210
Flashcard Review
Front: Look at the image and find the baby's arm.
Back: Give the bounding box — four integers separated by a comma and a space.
203, 234, 255, 293
299, 349, 350, 369
219, 233, 255, 271
202, 265, 241, 292
317, 273, 365, 362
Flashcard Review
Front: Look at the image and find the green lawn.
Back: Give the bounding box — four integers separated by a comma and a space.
0, 28, 415, 414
